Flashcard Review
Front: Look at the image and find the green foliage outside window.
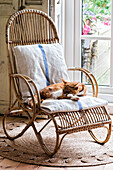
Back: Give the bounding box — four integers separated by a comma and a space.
83, 0, 111, 27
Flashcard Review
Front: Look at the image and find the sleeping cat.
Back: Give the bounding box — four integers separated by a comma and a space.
29, 79, 87, 107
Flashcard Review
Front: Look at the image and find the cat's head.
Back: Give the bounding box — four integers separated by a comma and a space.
62, 79, 80, 95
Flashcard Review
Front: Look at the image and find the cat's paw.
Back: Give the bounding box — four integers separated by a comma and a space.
67, 94, 80, 101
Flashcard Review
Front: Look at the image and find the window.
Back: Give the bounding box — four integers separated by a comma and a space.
62, 0, 113, 103
82, 0, 111, 86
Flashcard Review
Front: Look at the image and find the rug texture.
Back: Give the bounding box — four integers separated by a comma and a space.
0, 118, 113, 167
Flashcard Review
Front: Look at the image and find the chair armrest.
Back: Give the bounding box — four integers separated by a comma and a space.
67, 67, 98, 97
10, 74, 41, 113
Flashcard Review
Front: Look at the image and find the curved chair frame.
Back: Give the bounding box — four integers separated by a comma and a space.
3, 9, 112, 156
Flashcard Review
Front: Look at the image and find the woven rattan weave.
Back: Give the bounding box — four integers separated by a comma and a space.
3, 9, 112, 156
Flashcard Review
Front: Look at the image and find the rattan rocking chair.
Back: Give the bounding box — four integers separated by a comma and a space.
3, 9, 112, 156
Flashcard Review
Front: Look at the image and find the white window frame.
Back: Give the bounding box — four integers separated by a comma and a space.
61, 0, 113, 106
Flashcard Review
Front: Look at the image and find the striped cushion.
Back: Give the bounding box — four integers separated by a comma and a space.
41, 96, 108, 112
13, 43, 69, 97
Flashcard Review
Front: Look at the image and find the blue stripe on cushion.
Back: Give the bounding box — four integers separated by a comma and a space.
38, 44, 50, 86
77, 100, 83, 110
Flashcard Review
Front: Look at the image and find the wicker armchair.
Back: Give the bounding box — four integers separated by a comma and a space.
3, 9, 112, 156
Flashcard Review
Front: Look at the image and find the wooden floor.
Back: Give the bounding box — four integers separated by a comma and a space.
0, 115, 113, 170
0, 157, 113, 170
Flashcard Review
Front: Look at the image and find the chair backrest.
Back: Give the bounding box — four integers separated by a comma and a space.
6, 9, 59, 100
6, 9, 59, 75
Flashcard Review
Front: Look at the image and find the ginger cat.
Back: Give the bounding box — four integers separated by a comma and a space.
29, 79, 87, 107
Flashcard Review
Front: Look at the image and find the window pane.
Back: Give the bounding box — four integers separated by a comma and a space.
81, 40, 110, 86
82, 0, 111, 37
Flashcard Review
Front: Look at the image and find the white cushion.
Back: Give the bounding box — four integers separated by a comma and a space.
13, 43, 69, 97
41, 96, 108, 112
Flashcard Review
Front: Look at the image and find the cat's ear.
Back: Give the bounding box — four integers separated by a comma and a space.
62, 78, 67, 84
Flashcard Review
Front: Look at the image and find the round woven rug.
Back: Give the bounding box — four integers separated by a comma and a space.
0, 118, 113, 167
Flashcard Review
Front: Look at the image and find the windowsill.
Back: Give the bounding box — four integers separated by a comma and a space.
87, 85, 113, 103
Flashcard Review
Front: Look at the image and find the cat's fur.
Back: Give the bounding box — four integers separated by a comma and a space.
29, 79, 87, 107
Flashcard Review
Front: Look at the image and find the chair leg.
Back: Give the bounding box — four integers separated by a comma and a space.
88, 122, 112, 144
31, 115, 66, 156
2, 109, 33, 140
